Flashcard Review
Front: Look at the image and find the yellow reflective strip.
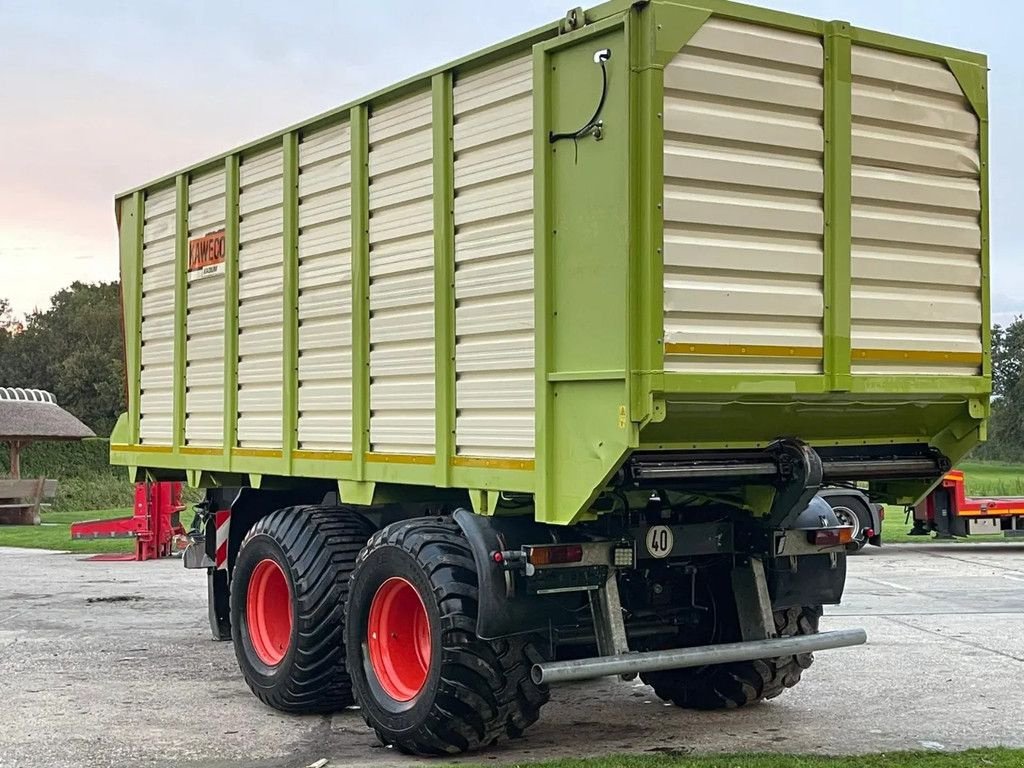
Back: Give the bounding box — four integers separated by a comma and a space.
179, 446, 223, 456
110, 443, 173, 454
852, 348, 983, 365
451, 456, 535, 471
293, 450, 354, 462
664, 342, 823, 359
232, 448, 283, 458
365, 453, 436, 466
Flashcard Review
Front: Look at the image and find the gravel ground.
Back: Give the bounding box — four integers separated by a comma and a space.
2, 543, 1023, 768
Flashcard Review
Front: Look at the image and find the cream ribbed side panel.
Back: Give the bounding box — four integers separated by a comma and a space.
237, 145, 284, 447
367, 92, 435, 455
185, 168, 226, 446
139, 185, 177, 444
453, 54, 534, 459
662, 20, 825, 374
297, 122, 353, 451
850, 46, 982, 375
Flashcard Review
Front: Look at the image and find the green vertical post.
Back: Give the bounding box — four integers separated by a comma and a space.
533, 46, 553, 518
432, 72, 455, 486
945, 57, 989, 379
629, 5, 678, 422
978, 87, 991, 380
172, 174, 189, 451
823, 21, 852, 392
351, 105, 371, 478
130, 190, 145, 445
640, 4, 712, 417
223, 155, 240, 455
282, 132, 299, 469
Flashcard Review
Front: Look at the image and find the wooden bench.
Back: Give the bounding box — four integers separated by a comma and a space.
0, 478, 58, 525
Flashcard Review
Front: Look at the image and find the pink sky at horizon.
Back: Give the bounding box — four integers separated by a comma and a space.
2, 0, 1020, 324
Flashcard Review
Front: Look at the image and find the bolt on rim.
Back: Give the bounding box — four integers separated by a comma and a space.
367, 576, 432, 701
246, 558, 293, 666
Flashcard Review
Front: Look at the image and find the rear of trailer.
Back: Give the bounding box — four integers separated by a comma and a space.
110, 0, 988, 755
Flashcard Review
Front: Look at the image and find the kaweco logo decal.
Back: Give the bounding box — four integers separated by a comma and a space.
187, 229, 226, 278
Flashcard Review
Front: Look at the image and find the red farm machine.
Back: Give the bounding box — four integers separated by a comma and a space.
71, 481, 187, 561
909, 470, 1024, 539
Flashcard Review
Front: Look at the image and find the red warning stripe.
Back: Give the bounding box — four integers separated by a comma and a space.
214, 510, 231, 570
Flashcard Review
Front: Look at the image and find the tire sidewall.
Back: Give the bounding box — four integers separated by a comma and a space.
825, 495, 872, 551
346, 544, 443, 734
231, 533, 298, 691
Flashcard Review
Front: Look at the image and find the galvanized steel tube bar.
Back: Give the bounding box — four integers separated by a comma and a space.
531, 628, 867, 684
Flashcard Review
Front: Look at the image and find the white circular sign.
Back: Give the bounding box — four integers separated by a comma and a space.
645, 525, 674, 559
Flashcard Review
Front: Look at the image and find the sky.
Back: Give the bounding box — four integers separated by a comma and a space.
1, 0, 1020, 324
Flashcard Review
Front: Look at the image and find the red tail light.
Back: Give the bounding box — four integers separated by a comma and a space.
809, 528, 853, 546
526, 544, 584, 566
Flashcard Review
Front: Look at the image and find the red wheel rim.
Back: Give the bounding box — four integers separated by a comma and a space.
367, 577, 432, 701
246, 559, 292, 666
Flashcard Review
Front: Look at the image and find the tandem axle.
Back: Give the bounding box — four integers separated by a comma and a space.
177, 437, 947, 754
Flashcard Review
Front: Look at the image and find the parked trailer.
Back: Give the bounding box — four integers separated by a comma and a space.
109, 0, 989, 755
910, 470, 1024, 538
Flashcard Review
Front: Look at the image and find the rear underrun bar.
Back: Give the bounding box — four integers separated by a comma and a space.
531, 627, 868, 685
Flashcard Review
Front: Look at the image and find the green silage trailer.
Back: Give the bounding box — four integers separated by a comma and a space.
109, 0, 989, 754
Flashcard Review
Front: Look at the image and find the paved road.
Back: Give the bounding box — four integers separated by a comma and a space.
2, 543, 1023, 768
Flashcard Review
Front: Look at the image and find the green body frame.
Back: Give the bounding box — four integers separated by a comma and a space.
111, 0, 990, 525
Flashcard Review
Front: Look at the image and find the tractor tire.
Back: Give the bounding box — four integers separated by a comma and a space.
642, 605, 822, 710
230, 505, 375, 713
345, 517, 549, 756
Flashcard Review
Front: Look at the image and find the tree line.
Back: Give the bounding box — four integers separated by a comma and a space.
1, 282, 1023, 460
0, 282, 125, 435
979, 320, 1024, 461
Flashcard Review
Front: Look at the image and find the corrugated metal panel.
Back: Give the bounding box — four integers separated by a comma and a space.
185, 168, 226, 446
662, 20, 825, 375
297, 121, 353, 451
237, 144, 284, 447
139, 184, 177, 443
850, 46, 982, 375
368, 92, 435, 455
453, 54, 535, 458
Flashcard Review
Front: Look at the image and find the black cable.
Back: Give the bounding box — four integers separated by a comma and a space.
548, 49, 611, 162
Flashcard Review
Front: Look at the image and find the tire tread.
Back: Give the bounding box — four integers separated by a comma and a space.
348, 517, 549, 755
641, 605, 822, 710
232, 505, 375, 713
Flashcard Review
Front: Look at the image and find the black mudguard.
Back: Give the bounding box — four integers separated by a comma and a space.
453, 508, 579, 640
767, 553, 847, 609
768, 495, 848, 609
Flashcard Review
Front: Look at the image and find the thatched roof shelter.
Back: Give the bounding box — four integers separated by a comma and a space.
0, 388, 94, 478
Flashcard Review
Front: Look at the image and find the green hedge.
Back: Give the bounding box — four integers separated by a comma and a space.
1, 437, 119, 478
2, 438, 134, 512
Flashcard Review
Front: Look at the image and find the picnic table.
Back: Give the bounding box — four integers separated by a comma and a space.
0, 477, 58, 525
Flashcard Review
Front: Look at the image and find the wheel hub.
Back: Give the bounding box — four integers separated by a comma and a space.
832, 505, 862, 541
367, 576, 431, 701
247, 558, 292, 666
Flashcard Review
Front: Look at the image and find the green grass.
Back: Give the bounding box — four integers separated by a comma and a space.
0, 506, 196, 554
879, 508, 1003, 544
958, 460, 1024, 496
459, 749, 1023, 768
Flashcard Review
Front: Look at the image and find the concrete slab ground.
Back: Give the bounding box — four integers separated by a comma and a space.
2, 543, 1023, 768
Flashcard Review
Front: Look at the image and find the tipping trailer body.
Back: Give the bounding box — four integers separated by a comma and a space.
110, 0, 989, 523
106, 0, 990, 754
